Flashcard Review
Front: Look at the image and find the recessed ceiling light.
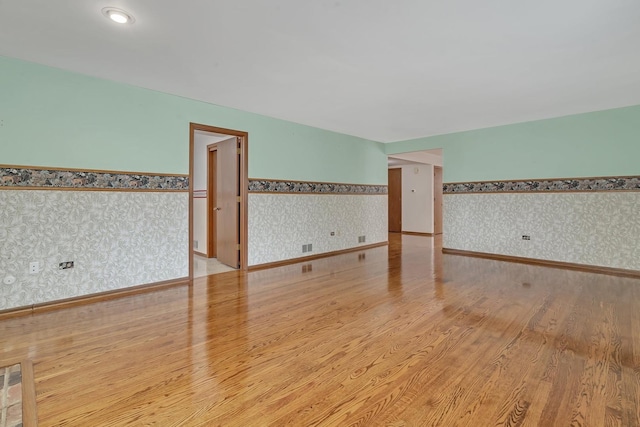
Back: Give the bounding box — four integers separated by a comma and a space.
102, 7, 135, 24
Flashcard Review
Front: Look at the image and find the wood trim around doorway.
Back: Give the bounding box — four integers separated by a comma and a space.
401, 231, 433, 237
189, 123, 249, 276
388, 168, 402, 232
434, 166, 443, 235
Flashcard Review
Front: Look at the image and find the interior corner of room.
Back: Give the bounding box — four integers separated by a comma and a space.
2, 1, 640, 423
2, 54, 640, 311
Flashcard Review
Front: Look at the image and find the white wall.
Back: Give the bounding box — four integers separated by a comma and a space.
401, 164, 434, 233
388, 164, 435, 234
0, 190, 189, 310
248, 194, 387, 265
389, 151, 443, 167
193, 199, 207, 253
444, 192, 640, 270
193, 135, 208, 191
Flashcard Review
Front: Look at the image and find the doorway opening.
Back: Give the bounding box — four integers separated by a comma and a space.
387, 149, 443, 236
189, 123, 248, 278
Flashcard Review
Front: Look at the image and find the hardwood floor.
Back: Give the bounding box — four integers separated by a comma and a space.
1, 233, 639, 426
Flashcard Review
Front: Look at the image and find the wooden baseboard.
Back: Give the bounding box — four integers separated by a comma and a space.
401, 231, 434, 237
442, 248, 640, 278
193, 250, 208, 258
249, 242, 388, 271
0, 306, 32, 321
0, 277, 190, 320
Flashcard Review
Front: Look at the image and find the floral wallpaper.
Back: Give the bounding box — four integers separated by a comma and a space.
248, 179, 387, 194
443, 176, 640, 193
443, 192, 640, 271
0, 190, 189, 310
248, 193, 387, 265
0, 166, 189, 190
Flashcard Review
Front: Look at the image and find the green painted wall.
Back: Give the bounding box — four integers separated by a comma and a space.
386, 105, 640, 183
0, 56, 387, 184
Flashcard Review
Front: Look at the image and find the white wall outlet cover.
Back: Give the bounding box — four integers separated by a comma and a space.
3, 275, 16, 285
29, 261, 39, 274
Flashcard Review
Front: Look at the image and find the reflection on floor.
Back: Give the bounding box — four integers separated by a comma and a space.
193, 254, 236, 278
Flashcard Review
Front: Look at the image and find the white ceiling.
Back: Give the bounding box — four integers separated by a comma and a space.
193, 130, 235, 146
388, 149, 443, 167
2, 1, 640, 143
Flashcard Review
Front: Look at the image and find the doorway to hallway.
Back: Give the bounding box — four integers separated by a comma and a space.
189, 123, 248, 277
387, 149, 443, 236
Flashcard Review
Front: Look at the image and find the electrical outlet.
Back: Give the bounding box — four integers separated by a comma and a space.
358, 235, 366, 243
522, 235, 531, 241
330, 231, 335, 236
193, 240, 198, 249
29, 261, 39, 274
59, 261, 74, 270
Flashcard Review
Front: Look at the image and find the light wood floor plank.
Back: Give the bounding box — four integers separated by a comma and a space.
1, 234, 640, 426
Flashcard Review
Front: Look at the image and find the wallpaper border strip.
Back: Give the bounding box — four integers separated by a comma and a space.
0, 165, 189, 191
248, 179, 387, 194
443, 175, 640, 194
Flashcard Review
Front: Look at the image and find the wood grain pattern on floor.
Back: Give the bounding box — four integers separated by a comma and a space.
0, 233, 639, 426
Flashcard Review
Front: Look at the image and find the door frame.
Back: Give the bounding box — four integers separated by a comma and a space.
434, 166, 443, 235
388, 167, 402, 232
189, 123, 249, 277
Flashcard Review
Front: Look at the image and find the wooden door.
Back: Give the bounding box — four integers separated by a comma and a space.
434, 166, 443, 235
388, 168, 402, 232
207, 147, 218, 258
216, 137, 240, 268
